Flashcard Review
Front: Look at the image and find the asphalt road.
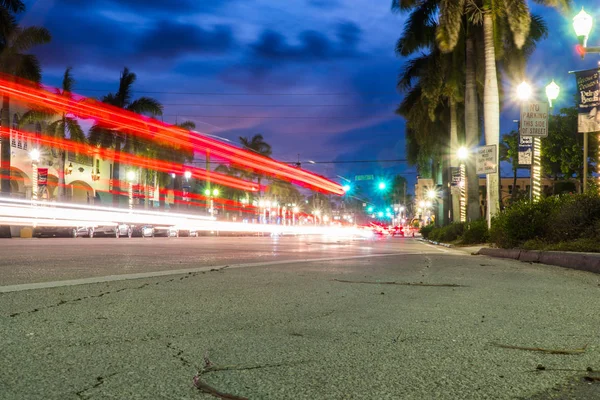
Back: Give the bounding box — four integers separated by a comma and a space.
1, 236, 599, 399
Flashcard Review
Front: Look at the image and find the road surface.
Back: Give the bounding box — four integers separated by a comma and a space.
1, 236, 599, 399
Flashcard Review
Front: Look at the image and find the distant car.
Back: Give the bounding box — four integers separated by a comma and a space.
33, 226, 79, 238
152, 226, 178, 237
86, 224, 132, 238
130, 225, 154, 238
390, 225, 404, 237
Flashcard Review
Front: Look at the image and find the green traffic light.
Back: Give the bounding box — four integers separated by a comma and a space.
378, 182, 386, 190
367, 206, 373, 212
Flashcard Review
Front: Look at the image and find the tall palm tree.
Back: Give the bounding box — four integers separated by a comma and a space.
0, 8, 51, 196
89, 67, 163, 206
20, 67, 86, 201
436, 0, 569, 224
239, 134, 272, 195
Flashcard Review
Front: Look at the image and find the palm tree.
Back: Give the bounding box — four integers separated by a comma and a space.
0, 8, 51, 196
89, 67, 163, 206
239, 134, 272, 195
20, 67, 85, 201
436, 0, 569, 224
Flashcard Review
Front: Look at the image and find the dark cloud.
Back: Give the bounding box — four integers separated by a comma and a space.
137, 21, 235, 58
47, 0, 232, 14
250, 21, 362, 62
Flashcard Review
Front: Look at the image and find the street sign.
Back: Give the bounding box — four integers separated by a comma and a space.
476, 145, 497, 175
520, 101, 549, 138
355, 175, 374, 181
518, 135, 532, 165
450, 167, 461, 186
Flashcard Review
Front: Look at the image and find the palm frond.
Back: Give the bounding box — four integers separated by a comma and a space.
395, 0, 438, 56
65, 117, 85, 143
62, 67, 75, 93
391, 0, 424, 12
127, 97, 163, 116
14, 54, 42, 82
531, 0, 572, 14
176, 120, 196, 130
116, 67, 135, 107
436, 0, 465, 52
19, 109, 54, 126
502, 0, 530, 49
1, 0, 25, 13
10, 26, 51, 53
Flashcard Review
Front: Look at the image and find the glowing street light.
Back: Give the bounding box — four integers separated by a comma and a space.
184, 170, 192, 180
545, 80, 560, 108
516, 81, 532, 101
29, 149, 40, 162
456, 146, 468, 161
573, 7, 593, 49
427, 189, 436, 199
342, 184, 351, 192
212, 188, 219, 196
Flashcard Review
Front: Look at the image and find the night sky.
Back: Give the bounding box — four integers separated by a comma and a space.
18, 0, 600, 194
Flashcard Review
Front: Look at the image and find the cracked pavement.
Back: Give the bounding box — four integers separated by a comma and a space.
1, 236, 599, 399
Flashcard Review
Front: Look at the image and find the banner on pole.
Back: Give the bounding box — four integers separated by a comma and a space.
574, 68, 600, 133
37, 168, 48, 188
518, 135, 532, 165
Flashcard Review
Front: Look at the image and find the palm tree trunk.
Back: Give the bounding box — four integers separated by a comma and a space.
0, 95, 12, 237
58, 150, 66, 201
483, 13, 500, 226
465, 34, 480, 221
58, 114, 67, 202
449, 98, 458, 223
1, 95, 11, 195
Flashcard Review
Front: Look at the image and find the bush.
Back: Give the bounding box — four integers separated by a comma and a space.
420, 224, 435, 239
522, 238, 600, 253
546, 193, 600, 242
489, 196, 561, 248
460, 219, 489, 244
427, 222, 465, 243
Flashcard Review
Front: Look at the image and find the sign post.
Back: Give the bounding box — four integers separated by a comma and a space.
476, 145, 497, 175
520, 101, 548, 201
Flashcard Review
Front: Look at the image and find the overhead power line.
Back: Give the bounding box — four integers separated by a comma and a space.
76, 88, 398, 96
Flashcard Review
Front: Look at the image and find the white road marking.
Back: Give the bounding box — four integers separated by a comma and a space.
0, 251, 432, 293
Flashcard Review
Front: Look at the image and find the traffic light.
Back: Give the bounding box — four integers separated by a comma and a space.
378, 182, 386, 190
576, 44, 586, 59
342, 184, 351, 192
367, 206, 374, 213
377, 211, 384, 218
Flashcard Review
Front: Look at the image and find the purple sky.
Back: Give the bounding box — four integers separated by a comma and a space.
18, 0, 600, 193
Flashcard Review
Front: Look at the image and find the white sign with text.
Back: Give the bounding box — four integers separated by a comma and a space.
476, 145, 497, 175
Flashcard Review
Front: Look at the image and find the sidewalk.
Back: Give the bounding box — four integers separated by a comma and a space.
423, 239, 600, 275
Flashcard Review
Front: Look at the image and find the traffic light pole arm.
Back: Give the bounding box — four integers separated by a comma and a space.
584, 46, 600, 53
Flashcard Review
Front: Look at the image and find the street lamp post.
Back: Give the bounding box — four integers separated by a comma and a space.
126, 170, 136, 210
184, 170, 192, 208
516, 81, 540, 202
572, 8, 597, 192
456, 147, 468, 222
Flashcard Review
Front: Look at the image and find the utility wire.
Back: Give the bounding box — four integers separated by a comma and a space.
76, 89, 398, 96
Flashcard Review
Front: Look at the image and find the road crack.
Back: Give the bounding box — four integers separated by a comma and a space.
7, 273, 201, 318
75, 372, 118, 399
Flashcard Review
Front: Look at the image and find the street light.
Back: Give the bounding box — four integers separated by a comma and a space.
426, 189, 436, 200
516, 81, 532, 101
545, 80, 560, 108
573, 8, 593, 51
184, 170, 192, 180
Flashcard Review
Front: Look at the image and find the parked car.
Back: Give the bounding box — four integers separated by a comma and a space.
33, 226, 79, 238
85, 224, 132, 238
130, 225, 155, 238
153, 226, 179, 237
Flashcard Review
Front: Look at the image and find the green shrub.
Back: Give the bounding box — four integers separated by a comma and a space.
420, 224, 435, 239
546, 193, 600, 242
544, 238, 600, 253
426, 222, 465, 243
489, 196, 561, 249
460, 219, 489, 244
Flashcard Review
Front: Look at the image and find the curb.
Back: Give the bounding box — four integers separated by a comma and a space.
419, 238, 453, 248
477, 248, 600, 275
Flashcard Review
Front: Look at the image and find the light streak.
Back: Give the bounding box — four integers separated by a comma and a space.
0, 75, 344, 195
0, 198, 371, 238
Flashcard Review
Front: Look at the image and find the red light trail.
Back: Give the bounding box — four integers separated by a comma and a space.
0, 75, 345, 195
